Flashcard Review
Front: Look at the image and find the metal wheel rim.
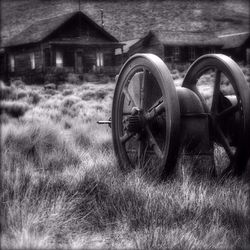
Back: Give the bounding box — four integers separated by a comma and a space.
112, 53, 180, 179
182, 54, 250, 176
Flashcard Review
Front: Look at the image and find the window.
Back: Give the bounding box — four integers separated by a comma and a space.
189, 47, 196, 61
10, 55, 15, 72
247, 48, 250, 65
56, 51, 63, 68
173, 47, 180, 61
96, 52, 104, 67
64, 50, 74, 67
44, 49, 51, 67
209, 47, 216, 54
30, 53, 35, 69
103, 53, 113, 66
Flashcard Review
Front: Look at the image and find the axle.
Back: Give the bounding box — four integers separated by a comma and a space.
98, 86, 239, 155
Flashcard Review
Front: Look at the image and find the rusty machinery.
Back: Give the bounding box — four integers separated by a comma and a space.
98, 54, 250, 179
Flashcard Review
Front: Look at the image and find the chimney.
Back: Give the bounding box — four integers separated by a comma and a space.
100, 9, 104, 28
78, 0, 81, 11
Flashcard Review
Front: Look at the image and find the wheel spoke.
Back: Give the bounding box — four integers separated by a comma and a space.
123, 112, 132, 116
146, 125, 163, 159
139, 69, 146, 109
211, 69, 221, 113
138, 139, 147, 168
148, 97, 164, 112
123, 88, 137, 108
120, 132, 136, 144
145, 98, 165, 120
217, 104, 239, 120
138, 141, 142, 168
213, 122, 234, 160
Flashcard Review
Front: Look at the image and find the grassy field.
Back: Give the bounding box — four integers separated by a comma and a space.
1, 0, 249, 44
1, 66, 250, 249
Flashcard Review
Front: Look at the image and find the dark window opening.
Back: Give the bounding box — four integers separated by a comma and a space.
0, 55, 4, 74
189, 47, 196, 61
64, 50, 75, 67
246, 48, 250, 64
104, 53, 113, 66
209, 47, 216, 54
44, 49, 51, 67
173, 47, 180, 61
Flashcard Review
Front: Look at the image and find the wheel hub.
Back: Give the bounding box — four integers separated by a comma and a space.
126, 107, 146, 133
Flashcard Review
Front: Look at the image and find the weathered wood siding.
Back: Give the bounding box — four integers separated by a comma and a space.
129, 35, 164, 59
0, 52, 7, 81
223, 37, 250, 64
7, 45, 43, 75
164, 45, 221, 64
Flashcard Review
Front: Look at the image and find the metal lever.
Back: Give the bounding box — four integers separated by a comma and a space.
97, 118, 112, 127
97, 120, 111, 125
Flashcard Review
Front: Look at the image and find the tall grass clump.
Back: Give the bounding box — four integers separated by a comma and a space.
1, 120, 80, 172
27, 91, 41, 105
0, 81, 17, 100
11, 79, 25, 88
0, 101, 29, 118
67, 73, 81, 85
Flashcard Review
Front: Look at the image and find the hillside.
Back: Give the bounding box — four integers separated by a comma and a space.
1, 0, 249, 45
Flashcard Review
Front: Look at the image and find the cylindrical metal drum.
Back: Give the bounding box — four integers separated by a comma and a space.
176, 87, 211, 154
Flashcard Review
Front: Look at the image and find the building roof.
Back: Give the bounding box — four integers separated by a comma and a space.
218, 32, 250, 49
4, 11, 119, 47
129, 30, 250, 50
158, 32, 222, 46
115, 38, 140, 55
49, 39, 123, 48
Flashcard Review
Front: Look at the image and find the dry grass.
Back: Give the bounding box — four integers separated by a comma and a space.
0, 74, 249, 249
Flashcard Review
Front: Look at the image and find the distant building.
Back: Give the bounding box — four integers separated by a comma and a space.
1, 11, 124, 82
218, 32, 250, 64
118, 30, 250, 66
115, 38, 140, 65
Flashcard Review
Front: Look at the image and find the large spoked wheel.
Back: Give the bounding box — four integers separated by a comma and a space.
112, 54, 180, 179
182, 54, 250, 177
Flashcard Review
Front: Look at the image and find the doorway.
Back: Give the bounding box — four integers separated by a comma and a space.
75, 51, 83, 73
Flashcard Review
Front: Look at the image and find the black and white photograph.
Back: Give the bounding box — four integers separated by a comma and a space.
0, 0, 250, 249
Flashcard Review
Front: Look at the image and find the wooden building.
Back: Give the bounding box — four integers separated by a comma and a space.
118, 30, 250, 66
218, 32, 250, 64
0, 48, 7, 82
2, 11, 124, 82
115, 38, 139, 66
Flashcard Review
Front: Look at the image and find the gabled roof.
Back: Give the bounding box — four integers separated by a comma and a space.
4, 11, 118, 47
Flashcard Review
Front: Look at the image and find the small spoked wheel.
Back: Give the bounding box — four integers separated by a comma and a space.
112, 54, 180, 179
182, 54, 250, 177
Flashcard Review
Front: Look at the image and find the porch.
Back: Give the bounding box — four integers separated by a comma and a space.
43, 41, 124, 76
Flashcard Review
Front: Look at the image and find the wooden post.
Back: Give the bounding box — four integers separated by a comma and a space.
74, 50, 77, 73
50, 45, 53, 68
3, 50, 9, 83
41, 44, 44, 73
